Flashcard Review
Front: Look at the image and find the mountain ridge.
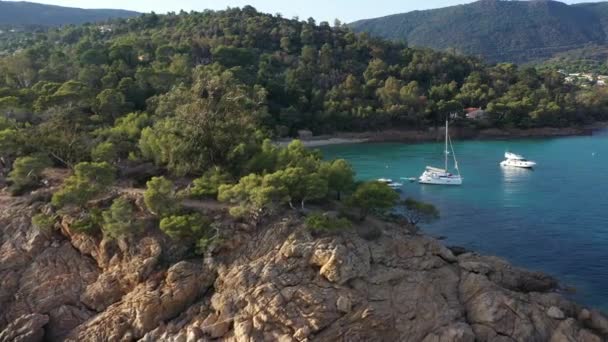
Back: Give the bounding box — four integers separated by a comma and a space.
0, 0, 140, 27
350, 0, 608, 63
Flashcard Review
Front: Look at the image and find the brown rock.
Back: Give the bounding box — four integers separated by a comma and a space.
201, 313, 231, 338
81, 236, 162, 311
1, 198, 607, 342
336, 295, 352, 313
586, 310, 608, 335
46, 305, 93, 340
65, 261, 214, 341
547, 306, 566, 320
0, 314, 49, 342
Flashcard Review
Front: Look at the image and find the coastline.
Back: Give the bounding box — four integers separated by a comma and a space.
279, 122, 608, 147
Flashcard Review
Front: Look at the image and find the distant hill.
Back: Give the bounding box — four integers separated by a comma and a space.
350, 0, 608, 64
0, 1, 140, 27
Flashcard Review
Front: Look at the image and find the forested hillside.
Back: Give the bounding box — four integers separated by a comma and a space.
1, 7, 608, 182
0, 1, 139, 27
350, 0, 608, 64
3, 7, 608, 342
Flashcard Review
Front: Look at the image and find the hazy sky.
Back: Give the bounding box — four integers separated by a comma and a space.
6, 0, 601, 22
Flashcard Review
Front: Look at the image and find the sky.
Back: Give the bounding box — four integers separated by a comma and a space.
5, 0, 601, 22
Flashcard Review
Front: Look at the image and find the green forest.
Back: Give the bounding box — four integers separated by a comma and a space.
1, 7, 608, 244
350, 0, 608, 64
0, 1, 138, 27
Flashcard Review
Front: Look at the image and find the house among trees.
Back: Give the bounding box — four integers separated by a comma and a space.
464, 107, 487, 120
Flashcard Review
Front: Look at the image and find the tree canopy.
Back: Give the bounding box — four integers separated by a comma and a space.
348, 181, 399, 220
1, 5, 604, 180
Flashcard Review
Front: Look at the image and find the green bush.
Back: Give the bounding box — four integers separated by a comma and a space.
402, 198, 440, 225
305, 212, 352, 234
8, 154, 52, 195
31, 212, 56, 232
51, 162, 116, 208
91, 141, 118, 163
319, 159, 355, 200
218, 173, 288, 217
348, 181, 399, 220
70, 209, 103, 234
195, 222, 222, 254
143, 176, 180, 216
188, 167, 231, 198
102, 197, 139, 239
159, 213, 211, 240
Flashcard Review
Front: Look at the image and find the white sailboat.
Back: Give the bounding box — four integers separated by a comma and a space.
419, 118, 463, 185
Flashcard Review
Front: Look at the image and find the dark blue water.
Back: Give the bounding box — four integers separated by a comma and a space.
321, 130, 608, 311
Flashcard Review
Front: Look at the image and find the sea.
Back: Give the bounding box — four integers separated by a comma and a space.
320, 130, 608, 312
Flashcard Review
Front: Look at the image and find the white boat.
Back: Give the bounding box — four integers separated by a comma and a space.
377, 178, 404, 191
419, 118, 463, 185
500, 152, 536, 168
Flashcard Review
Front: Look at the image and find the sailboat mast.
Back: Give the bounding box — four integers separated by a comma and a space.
445, 117, 449, 172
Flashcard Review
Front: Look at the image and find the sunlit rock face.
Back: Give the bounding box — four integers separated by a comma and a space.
0, 194, 606, 342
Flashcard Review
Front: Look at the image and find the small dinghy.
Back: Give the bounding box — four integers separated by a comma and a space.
377, 178, 403, 191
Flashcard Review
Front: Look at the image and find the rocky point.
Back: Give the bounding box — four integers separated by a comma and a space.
0, 191, 607, 342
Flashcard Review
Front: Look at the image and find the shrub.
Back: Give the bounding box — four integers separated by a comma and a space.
102, 197, 138, 239
188, 167, 231, 198
348, 181, 399, 220
195, 222, 222, 254
218, 173, 288, 217
305, 212, 352, 234
228, 205, 249, 219
319, 159, 355, 200
402, 198, 440, 225
143, 176, 179, 216
70, 209, 103, 234
51, 162, 116, 208
91, 141, 118, 163
8, 154, 52, 195
31, 212, 56, 232
159, 213, 211, 240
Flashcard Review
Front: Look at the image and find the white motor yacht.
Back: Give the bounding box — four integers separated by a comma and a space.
419, 118, 463, 186
500, 152, 536, 168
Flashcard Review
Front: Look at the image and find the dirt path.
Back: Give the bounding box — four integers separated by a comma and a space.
117, 187, 229, 212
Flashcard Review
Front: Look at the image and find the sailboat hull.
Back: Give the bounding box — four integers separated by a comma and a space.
419, 170, 463, 185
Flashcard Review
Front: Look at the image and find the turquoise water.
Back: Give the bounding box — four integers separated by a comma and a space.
320, 130, 608, 312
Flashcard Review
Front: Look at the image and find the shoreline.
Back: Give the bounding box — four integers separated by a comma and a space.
279, 122, 608, 147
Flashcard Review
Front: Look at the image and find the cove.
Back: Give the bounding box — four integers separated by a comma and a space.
320, 130, 608, 312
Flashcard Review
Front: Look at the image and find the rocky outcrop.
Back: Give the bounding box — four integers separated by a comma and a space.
0, 313, 49, 342
1, 194, 607, 341
0, 198, 98, 340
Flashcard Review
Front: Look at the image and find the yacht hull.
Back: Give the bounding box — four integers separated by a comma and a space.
419, 171, 463, 185
500, 160, 536, 168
